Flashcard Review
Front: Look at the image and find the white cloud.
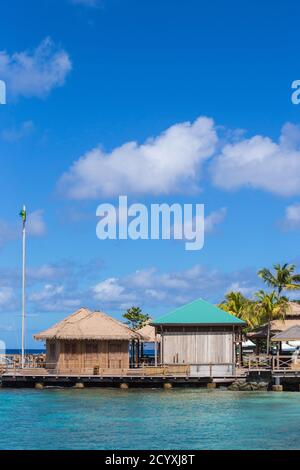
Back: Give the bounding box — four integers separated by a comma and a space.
0, 256, 259, 315
1, 121, 34, 142
0, 37, 72, 99
280, 203, 300, 230
171, 207, 227, 243
205, 207, 227, 233
57, 119, 300, 200
27, 210, 46, 237
58, 117, 217, 199
0, 287, 13, 307
29, 284, 81, 312
226, 282, 256, 296
211, 123, 300, 196
30, 284, 65, 302
91, 264, 258, 311
93, 278, 136, 307
0, 220, 15, 247
93, 278, 125, 300
0, 209, 46, 248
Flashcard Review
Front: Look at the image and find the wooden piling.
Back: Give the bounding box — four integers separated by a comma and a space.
35, 382, 44, 390
120, 383, 129, 389
207, 382, 217, 389
163, 382, 172, 390
272, 384, 283, 392
74, 382, 85, 389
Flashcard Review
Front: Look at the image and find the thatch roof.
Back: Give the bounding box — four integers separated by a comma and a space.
272, 325, 300, 342
247, 302, 300, 340
286, 302, 300, 317
137, 323, 161, 343
34, 308, 144, 341
247, 318, 300, 339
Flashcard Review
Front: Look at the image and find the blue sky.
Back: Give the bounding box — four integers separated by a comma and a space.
0, 0, 300, 347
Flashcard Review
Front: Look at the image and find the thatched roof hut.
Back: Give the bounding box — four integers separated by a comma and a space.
136, 323, 161, 343
35, 307, 142, 341
248, 302, 300, 340
271, 325, 300, 342
34, 308, 145, 374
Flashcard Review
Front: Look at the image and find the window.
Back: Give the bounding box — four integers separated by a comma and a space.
86, 342, 98, 354
64, 342, 77, 355
49, 343, 56, 359
64, 342, 71, 355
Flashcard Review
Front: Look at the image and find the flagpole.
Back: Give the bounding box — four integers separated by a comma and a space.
21, 205, 26, 369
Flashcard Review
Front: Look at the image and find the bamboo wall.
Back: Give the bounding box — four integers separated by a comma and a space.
46, 339, 130, 373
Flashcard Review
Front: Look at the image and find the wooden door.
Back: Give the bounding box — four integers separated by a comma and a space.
108, 341, 123, 369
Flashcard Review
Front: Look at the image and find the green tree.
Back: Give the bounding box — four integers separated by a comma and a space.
123, 306, 150, 331
252, 290, 289, 353
258, 263, 300, 296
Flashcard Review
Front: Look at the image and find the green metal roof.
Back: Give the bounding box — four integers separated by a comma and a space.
152, 298, 245, 325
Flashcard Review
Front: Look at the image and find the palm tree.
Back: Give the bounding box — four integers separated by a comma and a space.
258, 263, 300, 296
219, 292, 258, 329
252, 290, 289, 353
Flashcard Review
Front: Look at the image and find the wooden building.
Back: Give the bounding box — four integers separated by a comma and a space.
34, 308, 142, 374
151, 298, 245, 376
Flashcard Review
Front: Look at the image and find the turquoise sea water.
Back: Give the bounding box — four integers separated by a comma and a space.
0, 388, 299, 450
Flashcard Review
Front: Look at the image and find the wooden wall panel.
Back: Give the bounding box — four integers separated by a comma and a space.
162, 331, 234, 365
48, 339, 130, 373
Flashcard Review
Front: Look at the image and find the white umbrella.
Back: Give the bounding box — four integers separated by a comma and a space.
281, 342, 297, 352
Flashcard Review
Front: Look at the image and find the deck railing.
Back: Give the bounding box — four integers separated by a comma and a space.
1, 354, 300, 376
243, 355, 273, 370
242, 354, 300, 371
0, 354, 46, 373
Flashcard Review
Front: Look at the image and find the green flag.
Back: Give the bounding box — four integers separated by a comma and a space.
19, 207, 26, 223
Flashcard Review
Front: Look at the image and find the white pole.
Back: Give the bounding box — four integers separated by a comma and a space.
21, 205, 26, 369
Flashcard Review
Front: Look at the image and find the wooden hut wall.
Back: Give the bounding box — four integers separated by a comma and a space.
46, 340, 60, 369
161, 329, 234, 364
46, 339, 130, 373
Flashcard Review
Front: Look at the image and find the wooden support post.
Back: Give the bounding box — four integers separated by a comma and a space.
163, 382, 172, 390
74, 382, 85, 389
35, 382, 44, 390
207, 382, 216, 389
232, 326, 236, 375
161, 327, 164, 365
120, 383, 129, 390
137, 340, 139, 367
239, 329, 243, 367
272, 384, 283, 392
272, 376, 283, 391
154, 333, 158, 367
131, 340, 134, 368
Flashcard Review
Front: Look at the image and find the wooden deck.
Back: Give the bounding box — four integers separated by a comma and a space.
1, 354, 300, 388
